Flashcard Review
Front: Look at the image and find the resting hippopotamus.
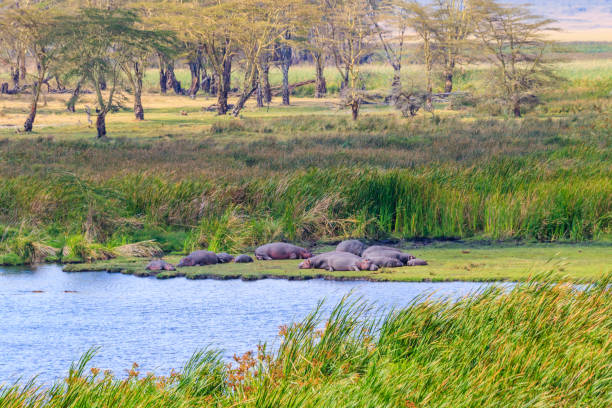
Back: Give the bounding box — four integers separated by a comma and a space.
325, 252, 377, 272
255, 243, 312, 260
234, 254, 254, 263
362, 246, 414, 265
335, 239, 366, 256
177, 250, 218, 267
216, 253, 234, 263
368, 256, 403, 268
145, 260, 176, 271
407, 258, 428, 266
298, 251, 344, 269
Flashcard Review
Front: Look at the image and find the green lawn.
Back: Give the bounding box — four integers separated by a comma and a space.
63, 243, 612, 282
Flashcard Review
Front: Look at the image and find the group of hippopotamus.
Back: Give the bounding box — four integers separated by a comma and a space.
299, 240, 426, 271
145, 250, 254, 272
145, 240, 426, 273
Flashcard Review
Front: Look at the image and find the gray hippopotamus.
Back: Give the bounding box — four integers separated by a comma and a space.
368, 256, 403, 268
325, 252, 378, 272
234, 254, 254, 263
216, 253, 234, 263
335, 239, 366, 256
299, 251, 344, 269
177, 250, 219, 267
362, 246, 414, 265
407, 258, 428, 266
255, 243, 312, 260
145, 260, 176, 271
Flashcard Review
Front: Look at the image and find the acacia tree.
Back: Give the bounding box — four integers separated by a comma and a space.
431, 0, 474, 93
230, 0, 298, 116
407, 1, 436, 96
57, 8, 164, 137
474, 0, 558, 117
326, 0, 375, 120
0, 7, 61, 131
368, 0, 411, 90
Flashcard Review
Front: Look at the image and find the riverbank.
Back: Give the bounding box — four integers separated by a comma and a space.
62, 243, 612, 282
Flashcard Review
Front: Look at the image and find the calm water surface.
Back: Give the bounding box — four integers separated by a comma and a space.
1, 264, 497, 384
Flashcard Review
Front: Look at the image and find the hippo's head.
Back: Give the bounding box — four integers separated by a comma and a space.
298, 259, 313, 269
299, 249, 313, 259
177, 257, 194, 267
358, 259, 377, 271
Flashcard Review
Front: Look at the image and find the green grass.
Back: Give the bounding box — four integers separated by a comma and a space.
1, 276, 610, 407
0, 58, 610, 263
62, 243, 612, 282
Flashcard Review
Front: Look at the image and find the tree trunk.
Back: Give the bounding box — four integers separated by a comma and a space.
391, 66, 401, 92
10, 66, 19, 89
24, 76, 43, 132
201, 66, 211, 94
188, 56, 201, 98
262, 62, 271, 103
314, 52, 327, 98
444, 70, 453, 93
281, 62, 290, 105
210, 73, 218, 96
66, 78, 83, 112
513, 100, 521, 117
19, 50, 26, 81
96, 112, 107, 138
256, 78, 264, 108
232, 72, 259, 117
351, 101, 359, 120
166, 62, 181, 95
134, 66, 144, 120
159, 54, 167, 94
217, 56, 232, 115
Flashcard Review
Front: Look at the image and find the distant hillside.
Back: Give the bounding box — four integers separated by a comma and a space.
506, 0, 612, 30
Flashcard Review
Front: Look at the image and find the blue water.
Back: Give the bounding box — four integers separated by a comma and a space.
0, 264, 496, 384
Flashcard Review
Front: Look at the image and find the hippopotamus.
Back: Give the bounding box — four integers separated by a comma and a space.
255, 243, 312, 260
216, 253, 234, 263
362, 246, 415, 265
298, 251, 344, 269
234, 254, 254, 263
145, 260, 176, 271
177, 250, 219, 267
325, 252, 377, 272
335, 239, 366, 256
368, 256, 403, 268
407, 258, 428, 266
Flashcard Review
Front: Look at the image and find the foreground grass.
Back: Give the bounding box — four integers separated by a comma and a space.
62, 243, 612, 282
1, 277, 610, 407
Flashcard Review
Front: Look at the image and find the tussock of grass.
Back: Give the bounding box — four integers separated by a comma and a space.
113, 240, 163, 258
1, 277, 610, 407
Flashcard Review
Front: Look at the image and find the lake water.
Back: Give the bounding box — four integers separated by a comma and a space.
0, 264, 497, 384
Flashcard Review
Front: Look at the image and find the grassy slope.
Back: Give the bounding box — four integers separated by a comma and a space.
63, 243, 612, 282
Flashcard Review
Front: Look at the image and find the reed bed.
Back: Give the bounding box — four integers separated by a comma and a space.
1, 277, 609, 407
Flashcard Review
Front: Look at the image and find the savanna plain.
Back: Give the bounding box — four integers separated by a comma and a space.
0, 29, 611, 408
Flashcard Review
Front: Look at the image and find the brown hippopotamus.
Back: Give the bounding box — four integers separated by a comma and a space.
325, 252, 377, 272
234, 254, 254, 263
368, 256, 403, 268
299, 251, 344, 269
362, 246, 414, 265
145, 260, 176, 271
335, 239, 366, 256
407, 258, 428, 266
255, 243, 312, 260
177, 250, 219, 267
216, 253, 234, 263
